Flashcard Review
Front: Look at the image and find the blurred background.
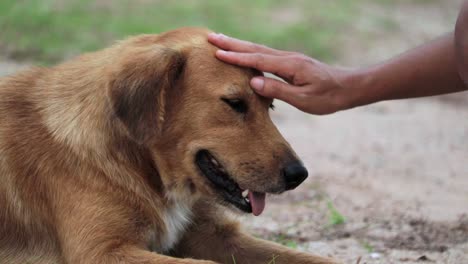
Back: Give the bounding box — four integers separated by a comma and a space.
1, 0, 467, 263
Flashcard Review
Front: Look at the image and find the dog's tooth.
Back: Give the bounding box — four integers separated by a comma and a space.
242, 190, 248, 198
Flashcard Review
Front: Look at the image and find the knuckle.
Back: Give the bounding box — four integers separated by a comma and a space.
298, 55, 313, 67
294, 71, 310, 85
286, 54, 314, 81
248, 42, 261, 51
254, 54, 266, 68
249, 42, 267, 52
291, 54, 313, 66
288, 55, 304, 69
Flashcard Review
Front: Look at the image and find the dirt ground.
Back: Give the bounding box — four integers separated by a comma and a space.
0, 1, 467, 263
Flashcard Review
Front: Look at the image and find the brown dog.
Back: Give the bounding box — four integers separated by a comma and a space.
0, 27, 336, 264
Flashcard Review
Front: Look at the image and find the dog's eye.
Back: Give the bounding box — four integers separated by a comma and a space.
222, 98, 247, 114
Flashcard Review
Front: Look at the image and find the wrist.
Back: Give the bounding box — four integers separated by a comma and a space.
333, 67, 371, 110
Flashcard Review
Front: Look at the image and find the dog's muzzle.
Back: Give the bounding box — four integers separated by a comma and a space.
195, 150, 269, 216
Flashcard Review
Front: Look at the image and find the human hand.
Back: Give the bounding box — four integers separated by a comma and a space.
208, 33, 354, 115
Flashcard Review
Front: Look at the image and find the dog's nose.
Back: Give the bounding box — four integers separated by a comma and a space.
283, 162, 308, 190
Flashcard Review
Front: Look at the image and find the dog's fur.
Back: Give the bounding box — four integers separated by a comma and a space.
0, 27, 336, 264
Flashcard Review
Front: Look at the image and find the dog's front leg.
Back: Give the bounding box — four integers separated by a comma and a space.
73, 245, 218, 264
173, 204, 337, 264
55, 193, 217, 264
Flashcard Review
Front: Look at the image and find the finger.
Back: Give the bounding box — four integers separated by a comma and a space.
208, 33, 287, 56
250, 77, 299, 105
216, 51, 297, 80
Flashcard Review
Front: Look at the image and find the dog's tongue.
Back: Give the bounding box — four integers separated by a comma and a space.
248, 191, 266, 216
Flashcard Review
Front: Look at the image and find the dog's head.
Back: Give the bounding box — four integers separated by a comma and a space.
108, 28, 308, 216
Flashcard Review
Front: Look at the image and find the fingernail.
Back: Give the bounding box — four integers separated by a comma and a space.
251, 78, 264, 91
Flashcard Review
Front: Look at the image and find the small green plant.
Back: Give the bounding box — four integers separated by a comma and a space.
327, 200, 346, 226
273, 234, 298, 249
284, 240, 298, 249
362, 241, 374, 253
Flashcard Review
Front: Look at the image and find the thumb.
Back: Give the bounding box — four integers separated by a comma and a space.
250, 77, 297, 103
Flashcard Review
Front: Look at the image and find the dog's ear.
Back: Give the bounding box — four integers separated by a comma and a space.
108, 46, 186, 144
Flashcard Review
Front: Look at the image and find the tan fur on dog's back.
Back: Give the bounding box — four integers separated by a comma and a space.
0, 28, 337, 264
0, 67, 63, 263
0, 42, 168, 264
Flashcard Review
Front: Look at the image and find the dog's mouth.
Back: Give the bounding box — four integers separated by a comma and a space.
195, 150, 266, 216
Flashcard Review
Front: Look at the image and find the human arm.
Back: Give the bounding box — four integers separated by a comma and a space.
208, 20, 467, 114
455, 0, 468, 85
342, 32, 466, 109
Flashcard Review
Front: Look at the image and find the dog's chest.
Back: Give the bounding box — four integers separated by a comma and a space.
149, 201, 193, 253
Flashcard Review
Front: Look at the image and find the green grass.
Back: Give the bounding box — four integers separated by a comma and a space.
327, 200, 346, 226
0, 0, 367, 63
361, 241, 375, 253
271, 233, 299, 249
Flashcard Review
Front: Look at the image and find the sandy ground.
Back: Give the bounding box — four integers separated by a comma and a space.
0, 1, 467, 263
